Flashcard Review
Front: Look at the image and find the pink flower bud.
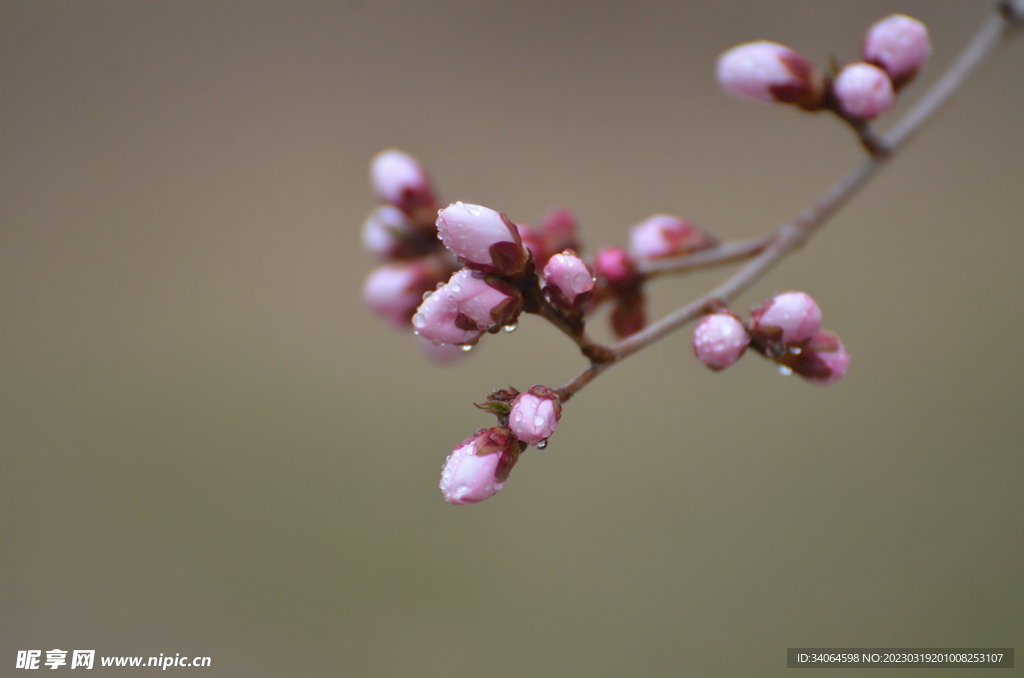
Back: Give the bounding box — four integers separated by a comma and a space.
436, 202, 527, 275
716, 41, 824, 108
751, 291, 822, 348
863, 14, 931, 88
594, 246, 635, 286
361, 261, 435, 328
792, 330, 851, 385
629, 214, 717, 259
693, 312, 751, 371
361, 205, 416, 258
440, 427, 520, 505
412, 285, 483, 347
509, 386, 562, 446
832, 62, 894, 120
369, 149, 436, 214
444, 269, 518, 331
543, 251, 595, 308
516, 223, 548, 266
539, 207, 581, 256
416, 334, 473, 364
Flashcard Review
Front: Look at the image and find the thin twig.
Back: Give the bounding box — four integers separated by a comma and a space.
555, 6, 1020, 403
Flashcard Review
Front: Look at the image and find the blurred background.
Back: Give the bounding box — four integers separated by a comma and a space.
2, 1, 1021, 676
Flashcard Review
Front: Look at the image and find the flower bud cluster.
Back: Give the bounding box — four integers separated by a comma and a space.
441, 386, 562, 505
360, 150, 461, 346
717, 14, 930, 121
691, 292, 850, 385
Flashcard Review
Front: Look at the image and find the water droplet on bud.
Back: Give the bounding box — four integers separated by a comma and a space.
412, 313, 426, 328
789, 346, 802, 355
449, 283, 461, 293
459, 344, 473, 352
502, 322, 518, 333
536, 440, 548, 449
777, 365, 793, 376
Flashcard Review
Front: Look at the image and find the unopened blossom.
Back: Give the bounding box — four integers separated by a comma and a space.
833, 62, 894, 120
593, 246, 635, 286
629, 214, 717, 259
361, 261, 435, 328
444, 269, 517, 331
412, 286, 483, 347
516, 223, 548, 266
751, 291, 822, 349
543, 251, 595, 308
863, 14, 931, 88
791, 330, 851, 385
693, 312, 751, 371
716, 41, 824, 108
539, 207, 581, 258
509, 387, 562, 446
436, 202, 528, 275
369, 149, 435, 214
361, 205, 417, 259
416, 334, 473, 365
440, 427, 520, 505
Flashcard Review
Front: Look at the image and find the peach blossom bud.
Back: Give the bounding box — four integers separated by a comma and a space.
594, 246, 635, 286
369, 149, 435, 213
444, 269, 517, 331
361, 205, 416, 258
509, 386, 561, 446
361, 261, 434, 328
693, 312, 751, 371
539, 207, 581, 256
832, 62, 894, 120
629, 214, 717, 259
793, 330, 851, 385
543, 251, 595, 308
863, 14, 931, 88
440, 427, 520, 505
751, 291, 822, 349
436, 202, 527, 275
412, 285, 483, 347
516, 223, 548, 266
716, 41, 824, 108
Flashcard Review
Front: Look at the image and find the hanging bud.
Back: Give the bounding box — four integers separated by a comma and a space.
369, 149, 437, 221
693, 312, 751, 371
412, 285, 484, 347
788, 330, 852, 385
509, 386, 562, 446
750, 291, 822, 354
716, 41, 825, 109
440, 427, 521, 505
361, 261, 438, 328
436, 202, 528, 276
863, 14, 931, 89
416, 334, 473, 365
832, 62, 895, 120
629, 214, 717, 260
543, 251, 595, 311
360, 205, 423, 259
443, 269, 519, 331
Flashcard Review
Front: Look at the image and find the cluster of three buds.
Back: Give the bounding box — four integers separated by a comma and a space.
717, 14, 931, 120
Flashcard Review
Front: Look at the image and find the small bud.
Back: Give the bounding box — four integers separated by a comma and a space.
629, 214, 717, 260
791, 330, 851, 385
369, 149, 436, 216
361, 205, 417, 258
412, 285, 484, 347
543, 251, 595, 309
444, 269, 518, 331
593, 247, 635, 286
863, 14, 931, 88
751, 291, 822, 350
516, 223, 548, 267
509, 386, 562, 446
436, 202, 528, 275
610, 297, 646, 338
539, 207, 581, 257
716, 41, 824, 108
832, 62, 894, 120
361, 261, 436, 328
440, 427, 520, 505
693, 312, 751, 371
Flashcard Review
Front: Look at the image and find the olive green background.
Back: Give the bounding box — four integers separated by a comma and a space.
2, 1, 1021, 676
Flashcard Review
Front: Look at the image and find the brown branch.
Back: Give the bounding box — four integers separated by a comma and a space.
555, 6, 1021, 403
